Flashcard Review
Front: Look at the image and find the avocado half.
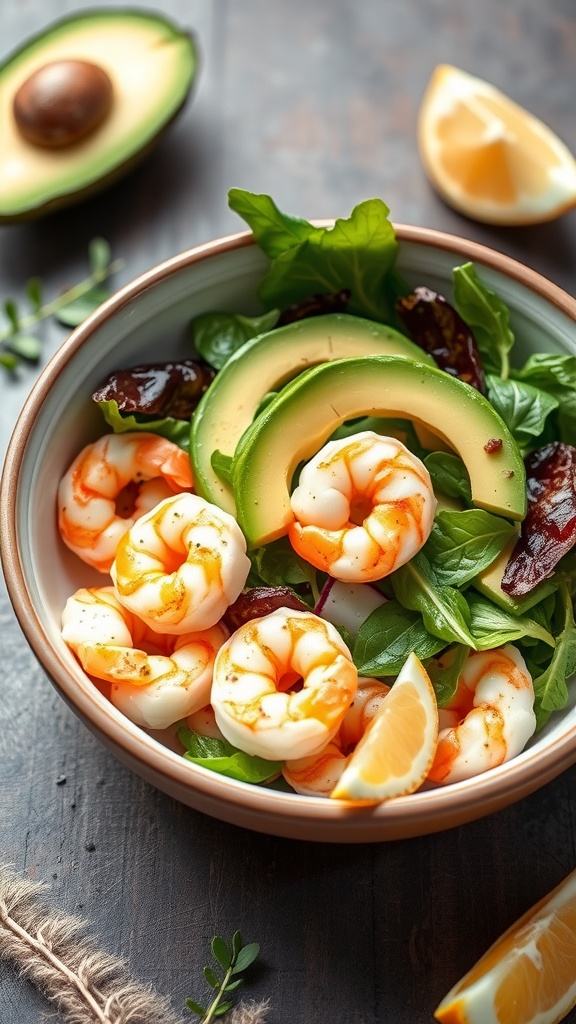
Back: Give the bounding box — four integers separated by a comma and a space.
0, 9, 199, 221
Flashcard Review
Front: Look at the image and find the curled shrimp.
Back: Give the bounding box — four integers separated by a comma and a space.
427, 644, 536, 785
61, 586, 229, 730
110, 491, 251, 634
58, 432, 193, 573
210, 607, 358, 761
288, 431, 437, 582
283, 677, 390, 796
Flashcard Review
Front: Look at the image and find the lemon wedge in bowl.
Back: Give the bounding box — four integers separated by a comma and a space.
418, 63, 576, 225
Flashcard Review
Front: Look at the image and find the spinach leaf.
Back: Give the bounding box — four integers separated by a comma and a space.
424, 451, 472, 502
353, 599, 445, 676
97, 399, 191, 452
424, 509, 517, 586
248, 537, 317, 597
230, 190, 401, 323
191, 309, 280, 370
210, 449, 233, 485
178, 725, 282, 783
467, 593, 556, 650
485, 374, 559, 451
512, 353, 576, 444
532, 583, 576, 728
425, 643, 471, 707
452, 262, 515, 378
391, 552, 476, 646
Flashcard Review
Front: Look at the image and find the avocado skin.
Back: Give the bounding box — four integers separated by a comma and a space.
0, 9, 199, 222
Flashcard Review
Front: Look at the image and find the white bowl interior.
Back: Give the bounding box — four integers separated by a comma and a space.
8, 231, 576, 838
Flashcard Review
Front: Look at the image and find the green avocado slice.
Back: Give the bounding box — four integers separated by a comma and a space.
0, 10, 198, 221
190, 313, 432, 515
232, 355, 527, 549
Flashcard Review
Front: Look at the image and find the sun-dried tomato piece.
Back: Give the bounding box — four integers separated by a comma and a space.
224, 586, 309, 632
92, 360, 215, 420
502, 441, 576, 595
277, 289, 351, 326
395, 286, 486, 393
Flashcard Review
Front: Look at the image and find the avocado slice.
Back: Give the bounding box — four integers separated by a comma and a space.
190, 313, 432, 515
232, 355, 527, 549
472, 538, 558, 614
0, 10, 198, 221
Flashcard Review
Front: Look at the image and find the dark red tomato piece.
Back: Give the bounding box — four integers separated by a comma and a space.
396, 286, 486, 393
502, 441, 576, 595
224, 587, 309, 632
92, 360, 215, 420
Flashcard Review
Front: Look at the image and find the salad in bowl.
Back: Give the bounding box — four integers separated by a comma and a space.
3, 189, 576, 840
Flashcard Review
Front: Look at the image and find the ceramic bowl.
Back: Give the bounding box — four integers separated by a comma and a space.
3, 225, 576, 843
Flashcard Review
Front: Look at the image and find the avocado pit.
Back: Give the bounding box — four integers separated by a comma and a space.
13, 59, 113, 148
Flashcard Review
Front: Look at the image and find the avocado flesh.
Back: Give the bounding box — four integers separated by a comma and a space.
472, 538, 557, 614
0, 10, 197, 221
190, 314, 432, 515
232, 355, 527, 549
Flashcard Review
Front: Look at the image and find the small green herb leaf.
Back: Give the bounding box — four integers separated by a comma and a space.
231, 943, 260, 974
4, 299, 20, 332
55, 287, 111, 327
26, 277, 43, 312
203, 967, 221, 990
211, 937, 231, 971
186, 931, 261, 1022
89, 236, 112, 274
7, 335, 42, 362
185, 1001, 207, 1016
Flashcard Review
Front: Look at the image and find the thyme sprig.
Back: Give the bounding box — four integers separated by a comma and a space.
0, 236, 123, 370
186, 932, 260, 1023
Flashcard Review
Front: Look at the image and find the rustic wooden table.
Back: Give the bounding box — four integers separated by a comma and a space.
2, 2, 576, 1021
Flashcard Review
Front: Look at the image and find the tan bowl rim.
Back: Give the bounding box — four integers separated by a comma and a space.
3, 222, 576, 833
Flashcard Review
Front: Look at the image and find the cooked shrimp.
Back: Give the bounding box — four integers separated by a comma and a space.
210, 607, 358, 761
111, 491, 250, 634
427, 644, 536, 785
61, 586, 228, 730
288, 431, 437, 582
58, 432, 193, 573
283, 677, 390, 796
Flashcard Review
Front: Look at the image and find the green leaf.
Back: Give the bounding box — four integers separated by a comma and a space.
203, 967, 221, 990
353, 599, 445, 676
97, 399, 191, 453
249, 536, 316, 590
452, 262, 515, 378
424, 452, 472, 503
512, 353, 576, 444
423, 509, 517, 586
88, 236, 112, 274
192, 309, 280, 370
533, 584, 576, 727
55, 287, 110, 327
231, 942, 260, 974
485, 374, 559, 451
6, 335, 42, 361
228, 187, 315, 258
185, 999, 207, 1016
391, 553, 476, 646
211, 449, 233, 485
211, 937, 232, 972
3, 298, 20, 332
224, 978, 244, 992
26, 276, 42, 312
467, 593, 556, 650
0, 351, 19, 369
232, 932, 244, 958
425, 643, 471, 707
178, 726, 283, 784
214, 1002, 233, 1016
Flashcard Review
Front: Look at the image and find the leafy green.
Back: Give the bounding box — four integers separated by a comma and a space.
423, 509, 517, 586
97, 399, 191, 452
512, 353, 576, 444
178, 726, 282, 784
191, 308, 280, 370
485, 374, 559, 451
424, 452, 472, 503
353, 599, 445, 676
210, 450, 233, 485
425, 643, 471, 707
185, 930, 260, 1024
532, 584, 576, 729
247, 536, 317, 599
229, 189, 402, 323
452, 261, 515, 378
467, 593, 556, 650
391, 552, 476, 646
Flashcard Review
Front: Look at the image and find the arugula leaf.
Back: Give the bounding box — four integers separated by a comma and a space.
467, 593, 556, 650
97, 399, 191, 452
512, 353, 576, 444
391, 552, 476, 646
228, 188, 316, 257
229, 191, 402, 323
191, 309, 280, 370
452, 261, 515, 378
424, 509, 517, 586
424, 452, 472, 503
425, 643, 471, 707
178, 725, 282, 784
353, 599, 445, 676
532, 583, 576, 728
485, 374, 559, 451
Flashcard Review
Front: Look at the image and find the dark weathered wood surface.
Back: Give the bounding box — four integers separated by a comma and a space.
2, 2, 576, 1021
